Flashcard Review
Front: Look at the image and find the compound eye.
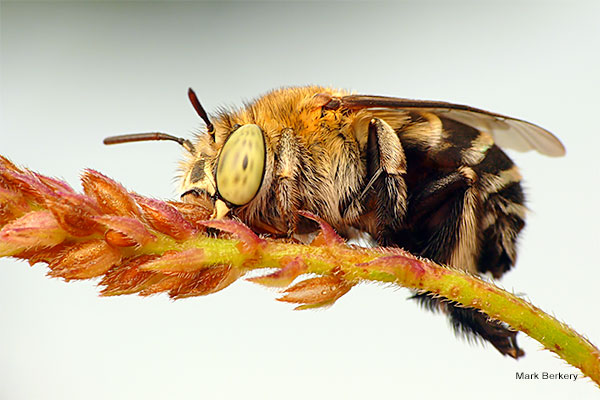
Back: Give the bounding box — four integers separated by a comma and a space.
215, 124, 266, 206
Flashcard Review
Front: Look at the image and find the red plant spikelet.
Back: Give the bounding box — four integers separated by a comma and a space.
277, 275, 354, 310
14, 243, 70, 266
0, 187, 29, 224
200, 219, 265, 253
0, 156, 21, 173
299, 210, 345, 246
94, 215, 156, 246
82, 169, 141, 218
140, 248, 206, 273
0, 210, 67, 250
4, 171, 58, 205
34, 172, 77, 194
45, 191, 103, 237
247, 256, 307, 288
104, 230, 139, 247
154, 265, 241, 299
99, 255, 164, 296
134, 196, 196, 240
166, 201, 212, 230
47, 239, 122, 280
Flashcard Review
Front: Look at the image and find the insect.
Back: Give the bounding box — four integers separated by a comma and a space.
104, 86, 565, 359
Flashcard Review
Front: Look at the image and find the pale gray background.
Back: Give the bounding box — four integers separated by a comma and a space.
1, 1, 599, 399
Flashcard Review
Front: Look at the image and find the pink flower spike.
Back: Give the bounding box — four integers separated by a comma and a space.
134, 196, 196, 240
138, 248, 205, 273
297, 211, 344, 246
199, 220, 265, 253
0, 211, 67, 253
94, 215, 155, 246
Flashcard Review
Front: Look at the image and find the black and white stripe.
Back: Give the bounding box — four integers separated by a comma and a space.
384, 112, 527, 358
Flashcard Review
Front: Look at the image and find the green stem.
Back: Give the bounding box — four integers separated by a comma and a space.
191, 237, 600, 386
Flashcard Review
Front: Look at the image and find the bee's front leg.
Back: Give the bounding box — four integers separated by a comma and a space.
273, 128, 302, 235
362, 118, 408, 242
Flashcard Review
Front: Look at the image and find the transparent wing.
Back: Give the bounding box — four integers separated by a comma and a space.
340, 95, 566, 157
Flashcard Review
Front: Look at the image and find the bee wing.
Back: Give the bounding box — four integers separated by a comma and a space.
340, 95, 565, 157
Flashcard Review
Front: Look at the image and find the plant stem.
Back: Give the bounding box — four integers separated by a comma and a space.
193, 236, 600, 386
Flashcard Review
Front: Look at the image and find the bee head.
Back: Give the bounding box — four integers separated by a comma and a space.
104, 88, 268, 220
181, 123, 266, 218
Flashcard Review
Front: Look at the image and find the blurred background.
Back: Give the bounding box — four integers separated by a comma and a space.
1, 1, 599, 399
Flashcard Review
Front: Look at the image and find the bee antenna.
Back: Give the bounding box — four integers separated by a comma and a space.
103, 132, 196, 155
188, 87, 215, 138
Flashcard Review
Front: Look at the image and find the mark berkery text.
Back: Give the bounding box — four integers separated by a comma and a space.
516, 372, 579, 381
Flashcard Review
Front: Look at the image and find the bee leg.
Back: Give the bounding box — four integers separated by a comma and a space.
448, 302, 524, 358
393, 168, 524, 358
274, 128, 302, 235
476, 170, 526, 279
364, 118, 408, 242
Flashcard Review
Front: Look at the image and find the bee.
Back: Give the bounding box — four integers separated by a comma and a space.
104, 86, 565, 359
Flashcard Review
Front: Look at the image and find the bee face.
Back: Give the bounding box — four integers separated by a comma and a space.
181, 124, 267, 214
179, 134, 218, 210
106, 85, 564, 358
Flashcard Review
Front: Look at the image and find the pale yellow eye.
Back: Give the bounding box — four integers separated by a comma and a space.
215, 124, 266, 206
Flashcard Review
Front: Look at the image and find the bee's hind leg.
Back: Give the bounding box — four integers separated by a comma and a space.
395, 167, 525, 358
361, 118, 408, 242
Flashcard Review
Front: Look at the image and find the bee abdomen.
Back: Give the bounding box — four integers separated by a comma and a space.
473, 146, 526, 278
396, 117, 527, 358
